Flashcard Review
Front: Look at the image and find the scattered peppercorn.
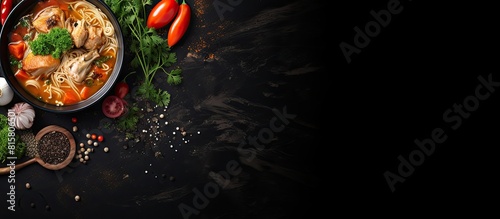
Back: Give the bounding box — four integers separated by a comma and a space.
38, 131, 70, 165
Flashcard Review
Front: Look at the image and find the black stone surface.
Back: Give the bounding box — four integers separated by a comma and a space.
1, 0, 328, 218
4, 0, 500, 217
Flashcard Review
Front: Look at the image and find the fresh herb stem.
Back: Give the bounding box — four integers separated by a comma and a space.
104, 0, 181, 107
122, 71, 136, 82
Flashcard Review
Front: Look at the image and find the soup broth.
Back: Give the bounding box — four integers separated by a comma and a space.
7, 0, 118, 106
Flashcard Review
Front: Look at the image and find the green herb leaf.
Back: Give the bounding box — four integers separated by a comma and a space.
155, 89, 171, 107
104, 0, 181, 108
93, 56, 112, 68
116, 105, 140, 132
167, 68, 182, 85
9, 56, 22, 68
0, 114, 27, 163
29, 27, 73, 59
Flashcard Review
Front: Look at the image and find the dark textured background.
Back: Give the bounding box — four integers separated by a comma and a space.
2, 0, 499, 217
337, 0, 499, 213
1, 0, 328, 218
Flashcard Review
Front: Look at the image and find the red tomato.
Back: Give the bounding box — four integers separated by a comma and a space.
114, 81, 129, 99
167, 0, 191, 47
147, 0, 179, 29
1, 0, 12, 25
102, 95, 126, 118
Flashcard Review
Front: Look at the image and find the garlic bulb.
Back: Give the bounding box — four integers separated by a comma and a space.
9, 102, 36, 130
0, 77, 14, 106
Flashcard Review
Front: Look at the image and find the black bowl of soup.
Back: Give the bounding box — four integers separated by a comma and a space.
0, 0, 124, 113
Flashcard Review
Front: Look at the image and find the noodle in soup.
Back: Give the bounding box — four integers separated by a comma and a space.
7, 0, 118, 106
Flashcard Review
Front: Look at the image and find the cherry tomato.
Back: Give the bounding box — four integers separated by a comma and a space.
1, 0, 12, 26
167, 0, 191, 47
102, 95, 127, 118
114, 81, 129, 99
97, 135, 104, 142
147, 0, 179, 29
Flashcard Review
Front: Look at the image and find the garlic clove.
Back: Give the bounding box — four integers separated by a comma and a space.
9, 102, 36, 130
18, 117, 31, 130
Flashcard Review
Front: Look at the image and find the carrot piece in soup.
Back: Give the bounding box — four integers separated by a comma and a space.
63, 89, 80, 105
14, 69, 30, 81
8, 42, 26, 60
10, 33, 23, 42
80, 86, 92, 100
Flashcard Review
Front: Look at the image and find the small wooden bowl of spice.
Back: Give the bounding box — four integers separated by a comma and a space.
0, 125, 75, 174
35, 125, 76, 170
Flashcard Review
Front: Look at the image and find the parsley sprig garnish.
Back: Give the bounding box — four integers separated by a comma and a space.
104, 0, 183, 107
29, 27, 73, 59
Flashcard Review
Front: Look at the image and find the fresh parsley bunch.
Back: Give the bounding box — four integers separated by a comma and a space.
0, 114, 26, 163
104, 0, 182, 107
